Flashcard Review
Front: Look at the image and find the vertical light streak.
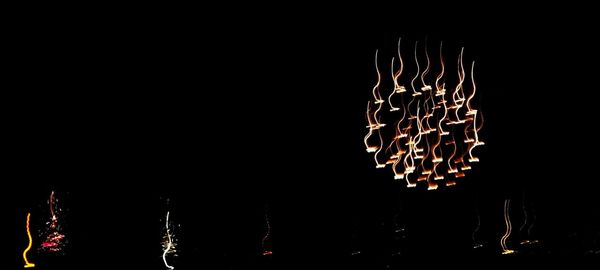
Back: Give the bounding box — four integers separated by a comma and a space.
412, 102, 425, 160
162, 211, 175, 270
465, 60, 478, 116
393, 38, 406, 93
519, 195, 529, 238
431, 120, 444, 180
49, 191, 56, 220
500, 198, 515, 254
23, 213, 36, 268
526, 209, 537, 244
420, 40, 432, 92
392, 153, 405, 180
472, 210, 483, 248
463, 61, 477, 144
372, 95, 386, 129
449, 47, 466, 125
435, 42, 446, 97
519, 194, 538, 245
262, 207, 273, 255
468, 110, 485, 162
422, 91, 435, 134
366, 49, 386, 166
389, 38, 406, 111
364, 102, 379, 153
410, 41, 422, 97
374, 123, 386, 168
446, 138, 458, 174
403, 136, 417, 188
372, 50, 384, 104
385, 120, 402, 164
388, 57, 401, 112
458, 158, 471, 171
437, 96, 449, 135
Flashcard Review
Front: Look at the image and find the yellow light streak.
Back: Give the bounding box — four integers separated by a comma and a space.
23, 213, 35, 268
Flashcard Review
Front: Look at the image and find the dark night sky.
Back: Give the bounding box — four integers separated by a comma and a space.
7, 7, 600, 269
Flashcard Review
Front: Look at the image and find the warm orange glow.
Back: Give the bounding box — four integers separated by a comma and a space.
454, 172, 465, 178
427, 182, 438, 190
23, 213, 36, 268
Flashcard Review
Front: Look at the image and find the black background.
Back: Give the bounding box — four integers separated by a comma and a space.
7, 6, 600, 269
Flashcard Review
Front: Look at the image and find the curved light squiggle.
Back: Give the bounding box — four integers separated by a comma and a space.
23, 213, 36, 268
420, 40, 432, 92
410, 42, 422, 97
500, 198, 515, 255
388, 57, 401, 112
364, 101, 379, 153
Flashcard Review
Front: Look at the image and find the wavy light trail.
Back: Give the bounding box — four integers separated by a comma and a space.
23, 213, 36, 268
262, 206, 273, 256
500, 199, 515, 255
162, 211, 175, 270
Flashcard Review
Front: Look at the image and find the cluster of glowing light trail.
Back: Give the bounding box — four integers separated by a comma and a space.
23, 212, 36, 268
40, 191, 66, 253
365, 38, 484, 189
